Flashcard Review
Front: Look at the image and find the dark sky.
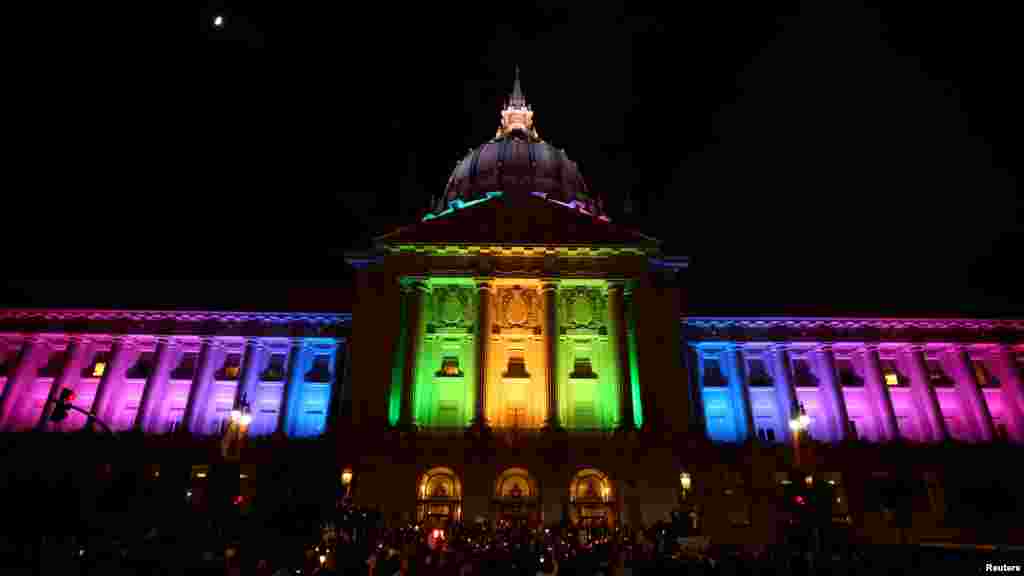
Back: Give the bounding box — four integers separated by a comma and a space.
3, 1, 1019, 317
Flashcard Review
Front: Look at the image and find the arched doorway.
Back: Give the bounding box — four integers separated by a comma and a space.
493, 468, 540, 530
417, 467, 462, 530
569, 468, 615, 540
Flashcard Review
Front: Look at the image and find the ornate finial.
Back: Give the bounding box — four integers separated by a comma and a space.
497, 66, 540, 140
510, 65, 526, 107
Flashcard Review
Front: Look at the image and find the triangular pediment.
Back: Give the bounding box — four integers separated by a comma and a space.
375, 192, 659, 249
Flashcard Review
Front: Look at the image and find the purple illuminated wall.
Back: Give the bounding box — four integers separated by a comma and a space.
0, 310, 349, 439
687, 317, 1024, 446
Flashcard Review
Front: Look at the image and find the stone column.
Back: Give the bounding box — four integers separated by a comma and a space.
91, 337, 132, 428
148, 340, 180, 433
472, 278, 493, 430
994, 345, 1024, 442
235, 339, 263, 413
541, 280, 561, 430
279, 339, 308, 437
0, 337, 46, 431
906, 345, 947, 442
860, 344, 900, 442
814, 344, 849, 442
37, 337, 89, 430
134, 337, 175, 433
608, 281, 634, 431
949, 345, 995, 442
770, 344, 798, 445
182, 338, 215, 435
724, 344, 753, 442
400, 279, 428, 430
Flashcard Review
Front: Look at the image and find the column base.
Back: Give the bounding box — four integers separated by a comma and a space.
468, 419, 491, 437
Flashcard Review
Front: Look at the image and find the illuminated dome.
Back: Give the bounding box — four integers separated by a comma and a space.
433, 68, 607, 220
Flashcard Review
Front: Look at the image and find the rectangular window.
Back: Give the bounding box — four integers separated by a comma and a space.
171, 353, 198, 380
926, 359, 954, 388
791, 358, 817, 388
880, 359, 905, 387
570, 358, 596, 379
747, 358, 772, 387
767, 428, 776, 442
127, 352, 155, 380
837, 359, 863, 387
995, 422, 1008, 442
972, 360, 999, 388
39, 352, 66, 378
83, 352, 111, 379
508, 406, 527, 428
0, 347, 16, 375
703, 358, 727, 387
305, 355, 332, 383
217, 354, 243, 381
261, 354, 287, 382
848, 420, 859, 440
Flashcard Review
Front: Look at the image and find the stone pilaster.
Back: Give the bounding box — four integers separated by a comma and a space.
37, 337, 89, 430
994, 345, 1024, 442
541, 280, 561, 431
906, 345, 948, 443
860, 344, 900, 442
949, 345, 995, 442
770, 344, 798, 445
608, 281, 634, 431
182, 338, 215, 435
279, 339, 308, 437
90, 337, 132, 428
814, 344, 849, 442
724, 343, 753, 442
135, 337, 175, 433
400, 279, 428, 430
472, 278, 493, 431
0, 337, 46, 431
235, 339, 263, 414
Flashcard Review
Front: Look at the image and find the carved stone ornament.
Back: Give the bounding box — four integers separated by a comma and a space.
429, 286, 475, 331
561, 288, 606, 331
495, 286, 540, 330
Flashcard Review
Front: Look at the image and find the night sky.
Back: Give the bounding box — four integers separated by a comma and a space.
3, 2, 1019, 317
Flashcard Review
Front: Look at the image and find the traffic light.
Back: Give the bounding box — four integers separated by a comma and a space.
50, 388, 76, 422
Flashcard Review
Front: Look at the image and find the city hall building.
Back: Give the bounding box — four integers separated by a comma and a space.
2, 74, 1023, 547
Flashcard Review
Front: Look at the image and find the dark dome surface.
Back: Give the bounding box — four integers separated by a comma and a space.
431, 68, 607, 219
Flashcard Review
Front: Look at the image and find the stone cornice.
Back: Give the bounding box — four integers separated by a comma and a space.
685, 317, 1024, 331
684, 316, 1024, 345
0, 309, 350, 325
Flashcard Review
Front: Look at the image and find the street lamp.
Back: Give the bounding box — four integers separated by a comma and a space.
789, 403, 810, 468
679, 472, 692, 501
789, 403, 810, 434
230, 393, 252, 428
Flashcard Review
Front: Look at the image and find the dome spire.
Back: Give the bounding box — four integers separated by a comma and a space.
509, 65, 526, 108
497, 65, 540, 140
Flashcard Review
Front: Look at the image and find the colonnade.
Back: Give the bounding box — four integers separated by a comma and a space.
694, 341, 1024, 444
0, 334, 342, 437
393, 277, 638, 432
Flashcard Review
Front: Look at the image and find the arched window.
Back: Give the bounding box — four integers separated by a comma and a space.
417, 467, 462, 526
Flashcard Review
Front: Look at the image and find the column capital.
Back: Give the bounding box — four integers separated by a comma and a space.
858, 343, 882, 355
812, 342, 835, 353
907, 344, 928, 354
769, 342, 791, 353
400, 277, 430, 293
540, 279, 560, 293
474, 277, 495, 292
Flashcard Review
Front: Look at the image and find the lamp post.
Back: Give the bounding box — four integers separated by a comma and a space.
221, 393, 251, 460
788, 403, 810, 468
